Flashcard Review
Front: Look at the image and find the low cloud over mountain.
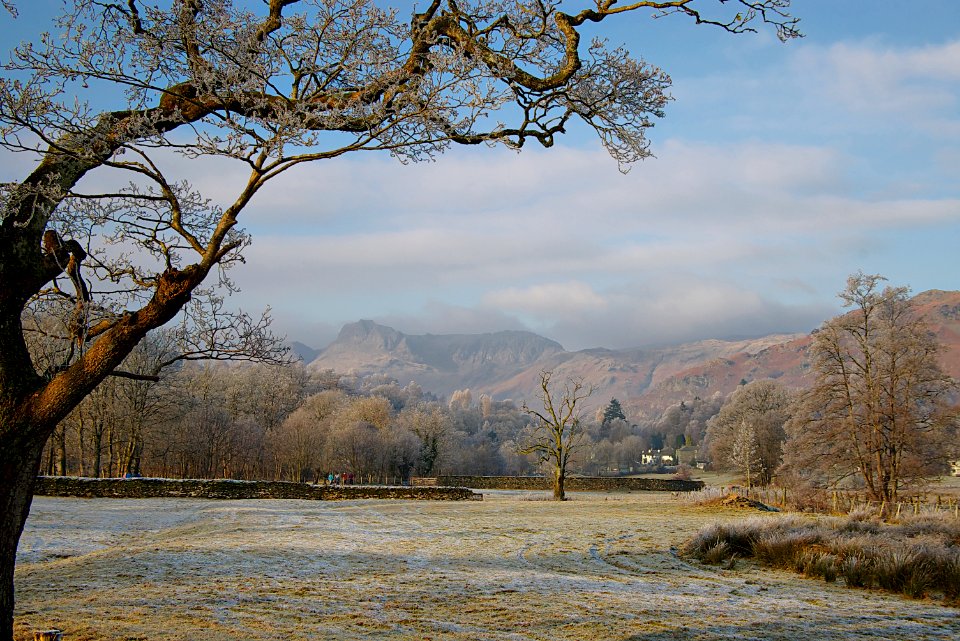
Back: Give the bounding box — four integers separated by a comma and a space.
302, 290, 960, 416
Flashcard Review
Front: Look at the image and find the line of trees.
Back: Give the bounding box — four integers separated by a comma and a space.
36, 350, 550, 483
38, 273, 958, 509
703, 273, 958, 505
38, 358, 711, 486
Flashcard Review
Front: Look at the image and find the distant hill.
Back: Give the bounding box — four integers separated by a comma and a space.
309, 320, 564, 395
302, 290, 960, 416
622, 289, 960, 419
288, 341, 321, 363
304, 322, 801, 410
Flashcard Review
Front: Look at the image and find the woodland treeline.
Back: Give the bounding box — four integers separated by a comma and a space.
37, 346, 707, 484
37, 275, 960, 506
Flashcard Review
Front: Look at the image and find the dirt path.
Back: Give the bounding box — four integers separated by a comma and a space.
14, 491, 960, 640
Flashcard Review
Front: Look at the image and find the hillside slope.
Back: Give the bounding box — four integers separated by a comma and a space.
304, 290, 960, 415
624, 289, 960, 418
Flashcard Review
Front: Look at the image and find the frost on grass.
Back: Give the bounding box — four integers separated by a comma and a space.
683, 511, 960, 602
14, 493, 960, 641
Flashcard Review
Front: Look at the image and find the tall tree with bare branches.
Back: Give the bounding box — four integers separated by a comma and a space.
0, 0, 798, 633
521, 370, 595, 500
782, 273, 957, 509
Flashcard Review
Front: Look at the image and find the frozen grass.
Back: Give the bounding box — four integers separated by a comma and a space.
14, 492, 960, 641
683, 512, 960, 603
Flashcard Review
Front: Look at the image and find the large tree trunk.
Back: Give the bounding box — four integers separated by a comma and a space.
553, 468, 566, 501
0, 261, 205, 637
0, 424, 48, 641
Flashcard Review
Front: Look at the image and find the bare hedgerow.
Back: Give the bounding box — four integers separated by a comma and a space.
680, 486, 729, 505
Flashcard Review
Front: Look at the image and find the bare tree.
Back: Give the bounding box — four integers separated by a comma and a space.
704, 379, 791, 486
339, 395, 394, 430
271, 405, 325, 483
729, 420, 764, 497
0, 0, 799, 633
521, 370, 595, 500
268, 389, 344, 481
332, 421, 383, 483
781, 273, 957, 508
384, 424, 421, 484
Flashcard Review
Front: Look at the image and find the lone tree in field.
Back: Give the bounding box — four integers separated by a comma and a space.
782, 273, 957, 508
0, 0, 798, 635
521, 370, 596, 500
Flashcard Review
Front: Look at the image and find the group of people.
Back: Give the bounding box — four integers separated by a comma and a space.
325, 472, 355, 486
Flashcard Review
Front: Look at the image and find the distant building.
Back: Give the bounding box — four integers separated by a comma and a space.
951, 460, 960, 477
641, 449, 675, 466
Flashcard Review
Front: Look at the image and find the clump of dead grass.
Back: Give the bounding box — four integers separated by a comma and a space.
682, 511, 960, 603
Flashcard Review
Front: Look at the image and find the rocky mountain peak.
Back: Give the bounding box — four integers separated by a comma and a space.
301, 290, 960, 413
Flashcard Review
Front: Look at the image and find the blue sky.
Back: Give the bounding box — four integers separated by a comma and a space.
3, 1, 959, 351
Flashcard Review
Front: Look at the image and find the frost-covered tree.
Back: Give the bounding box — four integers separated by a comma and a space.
704, 380, 790, 485
729, 420, 764, 496
270, 390, 342, 482
520, 370, 595, 500
781, 273, 957, 506
0, 0, 798, 633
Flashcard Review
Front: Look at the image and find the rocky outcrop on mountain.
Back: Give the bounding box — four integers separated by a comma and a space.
288, 341, 321, 363
308, 321, 565, 395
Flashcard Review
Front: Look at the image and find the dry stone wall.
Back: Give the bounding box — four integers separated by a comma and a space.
436, 475, 704, 492
34, 477, 481, 501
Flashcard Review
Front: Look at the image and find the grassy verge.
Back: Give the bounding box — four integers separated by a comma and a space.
682, 511, 960, 603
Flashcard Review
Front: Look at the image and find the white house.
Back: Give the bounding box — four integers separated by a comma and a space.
641, 449, 675, 466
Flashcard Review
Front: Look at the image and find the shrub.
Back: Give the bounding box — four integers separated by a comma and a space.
752, 531, 820, 569
683, 511, 960, 602
839, 553, 872, 588
702, 540, 735, 566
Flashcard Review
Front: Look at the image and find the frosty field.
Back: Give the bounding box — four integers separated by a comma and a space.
14, 491, 960, 641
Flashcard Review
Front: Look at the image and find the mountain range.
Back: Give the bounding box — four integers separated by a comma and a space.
298, 290, 960, 417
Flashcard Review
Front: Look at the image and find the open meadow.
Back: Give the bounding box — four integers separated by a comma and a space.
14, 491, 960, 641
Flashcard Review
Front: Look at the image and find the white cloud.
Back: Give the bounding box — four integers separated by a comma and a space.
484, 282, 608, 318
494, 276, 834, 351
221, 129, 959, 350
794, 40, 960, 117
376, 302, 529, 338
